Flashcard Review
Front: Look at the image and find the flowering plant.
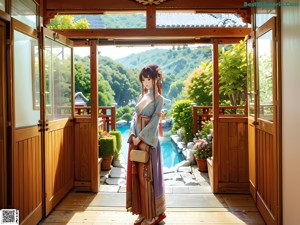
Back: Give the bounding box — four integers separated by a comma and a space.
193, 139, 212, 159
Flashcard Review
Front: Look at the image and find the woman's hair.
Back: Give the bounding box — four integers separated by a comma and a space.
139, 64, 163, 96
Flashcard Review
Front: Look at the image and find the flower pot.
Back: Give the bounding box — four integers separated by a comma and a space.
101, 155, 113, 171
195, 157, 208, 172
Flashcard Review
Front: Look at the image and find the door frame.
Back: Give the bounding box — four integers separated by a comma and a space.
246, 30, 258, 202
0, 19, 7, 209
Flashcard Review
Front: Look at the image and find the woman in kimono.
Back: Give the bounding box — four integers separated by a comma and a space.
126, 64, 166, 225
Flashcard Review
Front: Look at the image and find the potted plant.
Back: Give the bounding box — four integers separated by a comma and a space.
193, 139, 212, 172
99, 131, 116, 171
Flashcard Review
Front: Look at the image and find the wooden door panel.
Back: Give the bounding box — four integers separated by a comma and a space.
255, 17, 278, 225
218, 118, 249, 193
12, 130, 42, 225
248, 118, 256, 201
45, 119, 74, 215
256, 127, 277, 225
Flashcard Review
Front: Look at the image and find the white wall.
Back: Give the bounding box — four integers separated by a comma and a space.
281, 2, 300, 224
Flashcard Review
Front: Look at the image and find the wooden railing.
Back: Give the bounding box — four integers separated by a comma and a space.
74, 106, 116, 132
193, 105, 247, 134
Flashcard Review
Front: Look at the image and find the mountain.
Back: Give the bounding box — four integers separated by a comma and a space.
116, 46, 212, 80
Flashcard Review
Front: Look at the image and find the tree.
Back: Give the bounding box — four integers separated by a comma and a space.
48, 15, 89, 29
167, 80, 185, 100
184, 60, 213, 106
171, 99, 194, 143
218, 41, 247, 106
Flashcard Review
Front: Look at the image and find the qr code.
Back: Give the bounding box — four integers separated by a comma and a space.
0, 209, 19, 224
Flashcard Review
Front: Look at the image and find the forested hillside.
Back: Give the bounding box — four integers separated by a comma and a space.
117, 45, 212, 80
74, 45, 212, 107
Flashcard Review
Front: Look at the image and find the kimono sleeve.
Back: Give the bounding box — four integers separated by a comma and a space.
138, 96, 164, 147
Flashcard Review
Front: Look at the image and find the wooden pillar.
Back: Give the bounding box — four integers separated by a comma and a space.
111, 105, 116, 131
146, 5, 156, 29
212, 40, 219, 193
90, 40, 99, 192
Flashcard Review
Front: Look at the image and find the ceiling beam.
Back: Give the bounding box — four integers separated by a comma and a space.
54, 27, 251, 40
45, 0, 247, 11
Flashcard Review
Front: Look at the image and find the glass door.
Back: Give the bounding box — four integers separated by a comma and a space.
12, 24, 43, 224
42, 27, 75, 216
255, 17, 278, 225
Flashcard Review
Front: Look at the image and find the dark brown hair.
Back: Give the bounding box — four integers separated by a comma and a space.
139, 64, 162, 97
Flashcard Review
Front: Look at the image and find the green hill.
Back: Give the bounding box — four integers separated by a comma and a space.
116, 45, 212, 80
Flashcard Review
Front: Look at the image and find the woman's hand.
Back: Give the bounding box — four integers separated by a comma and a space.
132, 136, 141, 146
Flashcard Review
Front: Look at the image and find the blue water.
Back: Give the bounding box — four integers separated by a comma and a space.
117, 124, 184, 168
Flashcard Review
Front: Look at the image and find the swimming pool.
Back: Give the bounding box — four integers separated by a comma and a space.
117, 124, 184, 168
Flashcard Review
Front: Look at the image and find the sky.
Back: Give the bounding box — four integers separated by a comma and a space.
74, 46, 172, 60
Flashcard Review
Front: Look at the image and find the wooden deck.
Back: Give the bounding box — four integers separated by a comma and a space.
40, 191, 265, 225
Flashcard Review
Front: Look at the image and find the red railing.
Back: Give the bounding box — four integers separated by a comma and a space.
193, 105, 247, 134
74, 106, 116, 132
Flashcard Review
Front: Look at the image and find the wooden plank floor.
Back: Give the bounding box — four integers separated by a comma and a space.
40, 191, 265, 225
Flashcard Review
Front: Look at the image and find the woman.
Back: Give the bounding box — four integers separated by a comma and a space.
126, 64, 166, 225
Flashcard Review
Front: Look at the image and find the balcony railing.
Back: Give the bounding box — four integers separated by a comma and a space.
193, 105, 247, 134
75, 106, 116, 132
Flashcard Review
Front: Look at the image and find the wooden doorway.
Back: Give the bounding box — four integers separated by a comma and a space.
11, 19, 43, 224
42, 27, 75, 216
0, 19, 7, 209
247, 17, 279, 225
10, 21, 75, 224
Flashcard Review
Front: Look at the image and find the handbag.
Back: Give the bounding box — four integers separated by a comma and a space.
130, 149, 149, 163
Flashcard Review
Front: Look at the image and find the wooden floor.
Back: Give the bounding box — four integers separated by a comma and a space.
40, 191, 265, 225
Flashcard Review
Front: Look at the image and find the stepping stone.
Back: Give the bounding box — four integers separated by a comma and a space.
175, 160, 191, 168
163, 167, 177, 174
164, 180, 185, 186
105, 178, 126, 186
172, 173, 183, 181
177, 142, 186, 149
100, 170, 111, 177
100, 176, 107, 183
180, 172, 195, 180
109, 167, 126, 178
177, 166, 192, 173
113, 160, 126, 169
163, 173, 174, 181
183, 178, 199, 186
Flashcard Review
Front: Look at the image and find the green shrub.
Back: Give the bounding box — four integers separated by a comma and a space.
200, 120, 213, 139
109, 130, 122, 160
99, 136, 116, 158
171, 99, 194, 143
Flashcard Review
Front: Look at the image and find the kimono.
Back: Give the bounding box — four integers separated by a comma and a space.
126, 90, 166, 219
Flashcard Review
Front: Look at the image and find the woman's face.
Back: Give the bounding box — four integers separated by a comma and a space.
142, 76, 155, 90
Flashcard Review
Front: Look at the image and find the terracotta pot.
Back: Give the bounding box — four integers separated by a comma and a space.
101, 155, 113, 171
195, 157, 208, 172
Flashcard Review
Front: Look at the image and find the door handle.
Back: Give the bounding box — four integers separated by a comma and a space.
252, 121, 259, 126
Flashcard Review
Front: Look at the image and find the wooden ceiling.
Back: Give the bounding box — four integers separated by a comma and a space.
44, 0, 251, 44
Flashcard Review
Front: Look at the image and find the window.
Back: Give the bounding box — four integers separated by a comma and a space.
12, 0, 37, 29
